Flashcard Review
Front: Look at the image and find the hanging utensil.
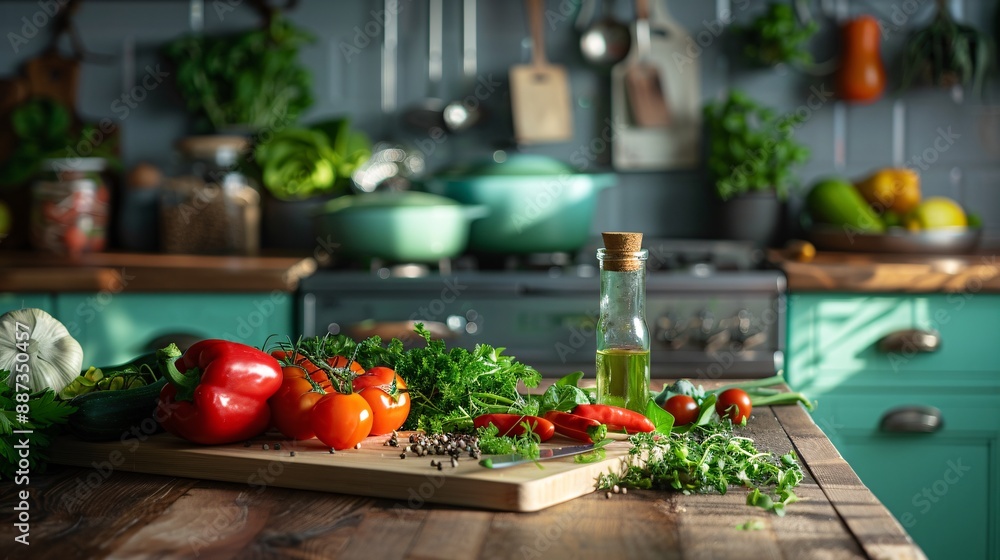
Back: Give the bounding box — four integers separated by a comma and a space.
611, 0, 699, 170
354, 0, 424, 193
624, 0, 670, 127
403, 0, 448, 132
579, 0, 632, 67
509, 0, 573, 144
443, 0, 482, 133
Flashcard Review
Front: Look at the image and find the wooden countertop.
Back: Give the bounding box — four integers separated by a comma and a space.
0, 252, 317, 292
0, 394, 925, 559
770, 249, 1000, 293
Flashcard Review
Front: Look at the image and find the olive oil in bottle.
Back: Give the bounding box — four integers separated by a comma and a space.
595, 232, 650, 413
596, 347, 651, 411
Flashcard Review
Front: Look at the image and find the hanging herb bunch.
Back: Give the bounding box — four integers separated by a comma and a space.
735, 2, 818, 68
901, 0, 993, 98
163, 14, 315, 132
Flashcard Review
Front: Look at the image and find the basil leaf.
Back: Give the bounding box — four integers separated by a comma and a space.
645, 398, 674, 435
555, 371, 584, 387
538, 383, 590, 414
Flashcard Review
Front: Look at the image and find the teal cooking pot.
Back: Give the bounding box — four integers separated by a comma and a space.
313, 192, 488, 262
423, 155, 616, 254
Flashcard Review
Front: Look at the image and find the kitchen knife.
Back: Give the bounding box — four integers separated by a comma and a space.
479, 444, 596, 469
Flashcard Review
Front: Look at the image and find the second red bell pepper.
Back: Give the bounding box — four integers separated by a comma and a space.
156, 340, 283, 445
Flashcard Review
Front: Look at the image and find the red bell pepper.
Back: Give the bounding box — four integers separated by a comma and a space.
156, 340, 283, 445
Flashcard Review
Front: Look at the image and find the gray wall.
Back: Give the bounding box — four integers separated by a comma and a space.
2, 0, 999, 246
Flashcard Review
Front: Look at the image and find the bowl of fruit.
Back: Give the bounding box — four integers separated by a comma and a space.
803, 169, 980, 254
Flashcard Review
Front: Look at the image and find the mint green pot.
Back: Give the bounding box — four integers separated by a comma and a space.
314, 192, 488, 262
423, 155, 616, 254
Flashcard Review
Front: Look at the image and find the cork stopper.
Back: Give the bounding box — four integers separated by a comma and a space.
601, 232, 644, 271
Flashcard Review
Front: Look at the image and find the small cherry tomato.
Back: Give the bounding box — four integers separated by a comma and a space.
663, 395, 699, 426
715, 388, 753, 424
311, 392, 373, 450
269, 365, 329, 440
352, 366, 410, 436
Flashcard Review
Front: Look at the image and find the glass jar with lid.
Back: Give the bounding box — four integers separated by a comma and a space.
30, 157, 110, 257
161, 136, 260, 255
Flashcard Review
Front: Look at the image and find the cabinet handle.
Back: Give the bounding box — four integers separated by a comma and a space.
877, 329, 940, 354
879, 406, 943, 433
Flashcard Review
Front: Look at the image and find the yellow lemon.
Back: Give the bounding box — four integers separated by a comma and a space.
903, 197, 967, 230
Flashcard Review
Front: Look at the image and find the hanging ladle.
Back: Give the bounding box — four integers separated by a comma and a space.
579, 0, 632, 67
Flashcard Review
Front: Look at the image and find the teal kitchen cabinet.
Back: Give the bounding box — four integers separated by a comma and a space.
0, 293, 54, 314
0, 292, 293, 367
788, 293, 1000, 559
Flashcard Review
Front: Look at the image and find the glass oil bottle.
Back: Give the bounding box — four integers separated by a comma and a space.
596, 231, 650, 413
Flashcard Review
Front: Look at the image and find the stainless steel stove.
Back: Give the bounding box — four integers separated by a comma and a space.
299, 240, 786, 380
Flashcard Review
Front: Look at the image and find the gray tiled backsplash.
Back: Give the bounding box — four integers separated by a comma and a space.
1, 0, 998, 245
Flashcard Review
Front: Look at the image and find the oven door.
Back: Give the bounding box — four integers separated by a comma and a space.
299, 273, 784, 379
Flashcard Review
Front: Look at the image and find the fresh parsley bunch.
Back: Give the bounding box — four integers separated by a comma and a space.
0, 370, 76, 480
299, 325, 542, 433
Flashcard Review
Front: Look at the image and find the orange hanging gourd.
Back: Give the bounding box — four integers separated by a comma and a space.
835, 16, 886, 103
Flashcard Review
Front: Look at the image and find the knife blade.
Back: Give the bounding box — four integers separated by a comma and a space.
479, 443, 596, 469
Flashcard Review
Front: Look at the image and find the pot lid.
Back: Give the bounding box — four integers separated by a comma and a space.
318, 191, 461, 214
439, 153, 575, 177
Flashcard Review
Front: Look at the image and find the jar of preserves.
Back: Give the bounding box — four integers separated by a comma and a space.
30, 158, 110, 257
161, 136, 260, 255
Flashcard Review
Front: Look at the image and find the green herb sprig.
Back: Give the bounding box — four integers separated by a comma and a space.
598, 423, 804, 515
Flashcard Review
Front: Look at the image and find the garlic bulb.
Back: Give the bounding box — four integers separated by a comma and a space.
0, 308, 84, 394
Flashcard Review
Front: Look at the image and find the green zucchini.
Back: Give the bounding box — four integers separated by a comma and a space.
67, 353, 168, 442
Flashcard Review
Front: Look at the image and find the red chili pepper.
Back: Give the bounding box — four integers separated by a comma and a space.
156, 340, 283, 445
542, 410, 607, 443
473, 413, 555, 442
572, 404, 655, 434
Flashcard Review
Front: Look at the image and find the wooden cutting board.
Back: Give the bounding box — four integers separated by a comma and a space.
48, 432, 631, 512
509, 0, 573, 144
612, 0, 700, 170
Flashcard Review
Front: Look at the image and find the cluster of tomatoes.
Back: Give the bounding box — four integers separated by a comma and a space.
662, 388, 753, 426
268, 351, 410, 450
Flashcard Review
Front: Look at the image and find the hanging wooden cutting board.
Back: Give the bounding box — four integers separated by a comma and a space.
510, 0, 573, 144
612, 0, 700, 170
24, 52, 81, 116
624, 0, 670, 127
48, 433, 631, 512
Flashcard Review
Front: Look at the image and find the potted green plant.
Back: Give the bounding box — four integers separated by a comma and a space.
162, 15, 314, 134
734, 2, 818, 68
252, 119, 371, 249
703, 90, 810, 247
901, 0, 992, 99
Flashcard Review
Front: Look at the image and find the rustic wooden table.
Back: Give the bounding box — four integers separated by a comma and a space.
0, 402, 925, 559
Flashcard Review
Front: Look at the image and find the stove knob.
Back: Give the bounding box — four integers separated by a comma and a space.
730, 309, 767, 350
655, 313, 687, 349
697, 310, 714, 331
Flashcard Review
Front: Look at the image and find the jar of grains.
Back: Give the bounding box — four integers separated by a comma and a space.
161, 136, 260, 255
30, 157, 110, 257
